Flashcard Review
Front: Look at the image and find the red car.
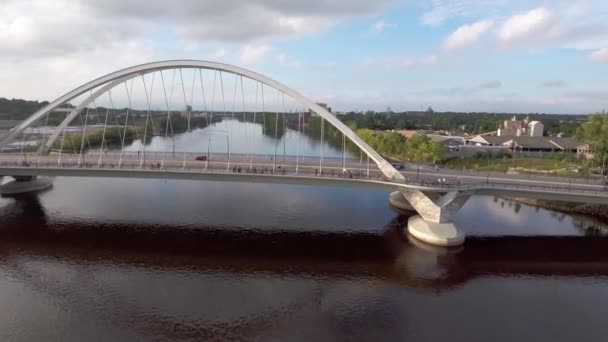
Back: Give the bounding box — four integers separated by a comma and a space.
195, 156, 207, 161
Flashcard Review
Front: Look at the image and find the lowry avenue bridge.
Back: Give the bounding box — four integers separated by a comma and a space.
0, 60, 607, 246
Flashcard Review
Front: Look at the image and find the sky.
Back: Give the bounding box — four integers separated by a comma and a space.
0, 0, 607, 114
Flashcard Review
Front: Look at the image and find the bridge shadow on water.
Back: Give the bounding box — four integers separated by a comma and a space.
2, 196, 608, 292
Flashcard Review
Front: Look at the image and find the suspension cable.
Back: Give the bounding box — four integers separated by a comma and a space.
360, 149, 363, 170
296, 104, 302, 174
208, 71, 217, 169
273, 89, 279, 173
198, 68, 208, 126
342, 132, 346, 172
108, 90, 122, 148
254, 81, 259, 127
261, 82, 266, 160
282, 92, 286, 162
160, 70, 172, 169
19, 129, 26, 164
36, 110, 51, 165
261, 82, 266, 136
320, 117, 324, 174
57, 111, 68, 166
211, 71, 217, 125
146, 73, 158, 137
181, 68, 196, 169
240, 76, 250, 170
118, 80, 142, 168
77, 94, 92, 166
230, 73, 237, 169
219, 71, 229, 170
119, 81, 132, 167
140, 73, 154, 167
97, 91, 112, 167
254, 81, 259, 166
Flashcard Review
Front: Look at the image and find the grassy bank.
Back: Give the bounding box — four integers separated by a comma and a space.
57, 127, 149, 152
509, 197, 608, 224
441, 153, 585, 176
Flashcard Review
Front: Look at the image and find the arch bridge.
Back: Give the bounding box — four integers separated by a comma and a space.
1, 60, 608, 247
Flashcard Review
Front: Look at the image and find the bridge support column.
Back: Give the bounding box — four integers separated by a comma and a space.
390, 190, 472, 247
0, 176, 53, 196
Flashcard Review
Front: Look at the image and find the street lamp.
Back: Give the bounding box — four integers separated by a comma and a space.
226, 135, 230, 171
206, 131, 230, 171
206, 135, 211, 170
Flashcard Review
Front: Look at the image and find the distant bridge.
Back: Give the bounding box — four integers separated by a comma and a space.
1, 60, 607, 247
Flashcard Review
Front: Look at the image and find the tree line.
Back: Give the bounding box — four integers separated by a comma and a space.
338, 110, 584, 136
577, 114, 608, 174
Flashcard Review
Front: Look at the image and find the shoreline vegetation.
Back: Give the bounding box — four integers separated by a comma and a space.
508, 197, 608, 224
2, 98, 603, 180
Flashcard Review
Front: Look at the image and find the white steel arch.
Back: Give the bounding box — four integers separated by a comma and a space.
0, 60, 404, 180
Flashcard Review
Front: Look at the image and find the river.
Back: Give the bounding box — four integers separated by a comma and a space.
122, 118, 349, 159
1, 120, 608, 341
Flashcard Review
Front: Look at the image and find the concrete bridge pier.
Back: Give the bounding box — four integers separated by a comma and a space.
0, 175, 53, 196
390, 190, 472, 247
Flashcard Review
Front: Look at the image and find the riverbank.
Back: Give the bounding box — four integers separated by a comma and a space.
508, 197, 608, 222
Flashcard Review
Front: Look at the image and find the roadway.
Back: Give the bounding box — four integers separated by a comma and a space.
1, 151, 605, 190
1, 152, 608, 204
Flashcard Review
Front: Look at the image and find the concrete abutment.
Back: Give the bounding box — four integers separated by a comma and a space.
389, 189, 472, 247
0, 175, 53, 196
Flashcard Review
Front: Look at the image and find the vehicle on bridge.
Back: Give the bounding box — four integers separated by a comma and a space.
195, 156, 207, 161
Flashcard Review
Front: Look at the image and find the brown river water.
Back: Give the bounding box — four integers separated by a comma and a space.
1, 176, 608, 341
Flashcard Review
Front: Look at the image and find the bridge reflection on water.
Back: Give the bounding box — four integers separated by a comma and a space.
3, 196, 608, 288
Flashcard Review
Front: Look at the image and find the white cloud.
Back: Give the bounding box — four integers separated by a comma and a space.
371, 19, 396, 32
240, 44, 271, 65
442, 19, 494, 51
0, 1, 142, 58
360, 55, 438, 69
494, 6, 608, 49
538, 80, 566, 88
498, 7, 563, 45
211, 47, 227, 59
275, 54, 302, 67
420, 0, 509, 27
479, 80, 502, 88
498, 8, 555, 44
590, 48, 608, 63
421, 5, 452, 27
0, 0, 392, 58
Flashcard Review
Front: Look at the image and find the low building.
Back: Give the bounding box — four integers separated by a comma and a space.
469, 135, 582, 153
497, 116, 544, 137
529, 121, 544, 137
427, 134, 466, 151
396, 129, 421, 138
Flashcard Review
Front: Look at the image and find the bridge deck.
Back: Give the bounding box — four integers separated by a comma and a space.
1, 153, 608, 204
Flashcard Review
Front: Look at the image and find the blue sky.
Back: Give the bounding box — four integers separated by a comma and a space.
0, 0, 607, 114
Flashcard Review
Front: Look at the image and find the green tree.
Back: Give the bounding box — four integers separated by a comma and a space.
577, 114, 608, 173
404, 134, 445, 164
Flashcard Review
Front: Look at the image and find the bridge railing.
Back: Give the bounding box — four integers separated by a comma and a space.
0, 158, 381, 181
1, 155, 607, 196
